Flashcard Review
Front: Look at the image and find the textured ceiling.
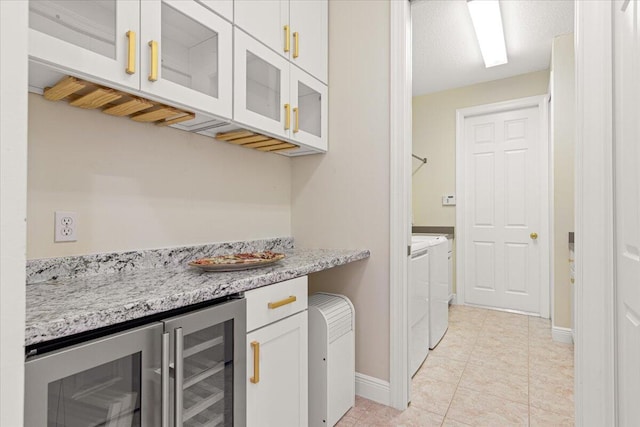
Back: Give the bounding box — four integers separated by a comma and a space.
412, 0, 574, 96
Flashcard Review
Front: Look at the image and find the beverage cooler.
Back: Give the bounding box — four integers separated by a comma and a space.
25, 298, 246, 427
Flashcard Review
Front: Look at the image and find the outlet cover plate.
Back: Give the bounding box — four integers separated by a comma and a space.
55, 211, 77, 242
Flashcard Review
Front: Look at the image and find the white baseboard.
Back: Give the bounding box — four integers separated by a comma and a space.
552, 326, 574, 344
355, 372, 390, 406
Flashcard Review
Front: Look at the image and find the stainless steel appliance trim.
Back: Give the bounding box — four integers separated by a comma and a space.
174, 327, 184, 427
163, 298, 247, 427
162, 331, 170, 427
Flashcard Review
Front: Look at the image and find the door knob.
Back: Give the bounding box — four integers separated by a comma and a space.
530, 232, 538, 240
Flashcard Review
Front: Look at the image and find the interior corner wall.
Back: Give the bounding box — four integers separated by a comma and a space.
551, 33, 575, 329
291, 0, 391, 382
27, 94, 292, 259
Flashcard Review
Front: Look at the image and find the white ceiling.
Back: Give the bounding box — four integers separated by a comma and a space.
412, 0, 574, 96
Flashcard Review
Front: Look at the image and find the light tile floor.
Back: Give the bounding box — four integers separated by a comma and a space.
336, 305, 574, 426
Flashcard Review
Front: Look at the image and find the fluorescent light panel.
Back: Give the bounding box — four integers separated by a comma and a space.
467, 0, 508, 68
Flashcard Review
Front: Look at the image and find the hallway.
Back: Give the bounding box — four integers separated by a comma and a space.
337, 305, 575, 426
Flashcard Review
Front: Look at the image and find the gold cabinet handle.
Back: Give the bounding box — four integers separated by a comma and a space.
126, 30, 136, 75
148, 40, 158, 82
293, 107, 299, 133
293, 31, 299, 58
268, 295, 297, 309
284, 25, 290, 53
530, 232, 538, 240
284, 104, 291, 130
250, 341, 260, 384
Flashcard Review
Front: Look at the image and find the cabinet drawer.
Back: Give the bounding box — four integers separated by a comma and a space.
246, 276, 308, 332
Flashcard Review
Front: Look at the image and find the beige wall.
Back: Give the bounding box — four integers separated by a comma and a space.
412, 70, 550, 226
27, 94, 292, 259
551, 33, 575, 329
292, 0, 390, 381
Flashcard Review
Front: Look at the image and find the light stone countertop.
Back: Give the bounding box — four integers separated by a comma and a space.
26, 246, 369, 347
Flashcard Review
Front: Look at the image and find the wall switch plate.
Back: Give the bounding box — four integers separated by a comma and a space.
54, 211, 77, 242
442, 195, 456, 206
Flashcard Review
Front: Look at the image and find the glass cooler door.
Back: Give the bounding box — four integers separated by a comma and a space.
25, 323, 163, 427
163, 298, 246, 427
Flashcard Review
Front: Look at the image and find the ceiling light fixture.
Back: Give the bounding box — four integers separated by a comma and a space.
467, 0, 508, 68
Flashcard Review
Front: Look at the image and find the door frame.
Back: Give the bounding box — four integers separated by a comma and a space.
454, 96, 551, 319
574, 1, 616, 425
389, 0, 616, 418
389, 0, 412, 410
0, 1, 28, 425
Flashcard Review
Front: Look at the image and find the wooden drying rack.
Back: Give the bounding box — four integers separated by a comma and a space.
43, 76, 300, 153
43, 76, 195, 127
214, 130, 298, 152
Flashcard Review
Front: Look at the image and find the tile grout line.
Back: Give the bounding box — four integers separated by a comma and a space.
439, 310, 488, 426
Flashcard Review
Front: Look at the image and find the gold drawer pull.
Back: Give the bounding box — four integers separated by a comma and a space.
284, 25, 291, 53
293, 31, 299, 58
250, 341, 260, 383
268, 295, 297, 309
126, 30, 136, 74
284, 103, 291, 130
148, 40, 158, 82
293, 107, 299, 133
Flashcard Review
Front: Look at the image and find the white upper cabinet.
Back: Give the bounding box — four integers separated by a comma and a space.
234, 29, 328, 152
29, 0, 140, 90
235, 0, 328, 84
234, 28, 291, 139
140, 0, 233, 118
29, 0, 233, 119
290, 0, 328, 84
290, 65, 327, 151
198, 0, 234, 22
234, 0, 290, 59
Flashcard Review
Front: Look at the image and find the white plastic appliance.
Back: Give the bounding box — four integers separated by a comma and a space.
412, 235, 450, 349
410, 239, 431, 376
308, 293, 355, 427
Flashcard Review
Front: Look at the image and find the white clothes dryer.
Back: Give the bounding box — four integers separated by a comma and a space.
412, 235, 449, 349
409, 240, 430, 377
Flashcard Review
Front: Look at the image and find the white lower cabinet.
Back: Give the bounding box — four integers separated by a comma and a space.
245, 277, 309, 427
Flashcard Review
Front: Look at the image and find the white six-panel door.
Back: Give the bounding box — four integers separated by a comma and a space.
462, 105, 544, 314
614, 0, 640, 424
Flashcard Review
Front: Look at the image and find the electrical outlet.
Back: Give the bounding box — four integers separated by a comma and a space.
55, 211, 77, 242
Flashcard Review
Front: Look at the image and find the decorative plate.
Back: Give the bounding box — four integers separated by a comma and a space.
188, 251, 285, 272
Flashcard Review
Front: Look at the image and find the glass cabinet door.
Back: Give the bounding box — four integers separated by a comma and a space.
178, 322, 233, 427
290, 65, 328, 151
140, 0, 232, 119
234, 28, 291, 139
29, 0, 140, 90
25, 323, 163, 427
164, 299, 246, 427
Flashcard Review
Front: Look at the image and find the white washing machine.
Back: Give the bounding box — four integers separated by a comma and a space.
409, 239, 430, 377
412, 235, 449, 349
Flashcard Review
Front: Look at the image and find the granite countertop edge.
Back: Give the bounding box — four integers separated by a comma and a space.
26, 248, 370, 347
